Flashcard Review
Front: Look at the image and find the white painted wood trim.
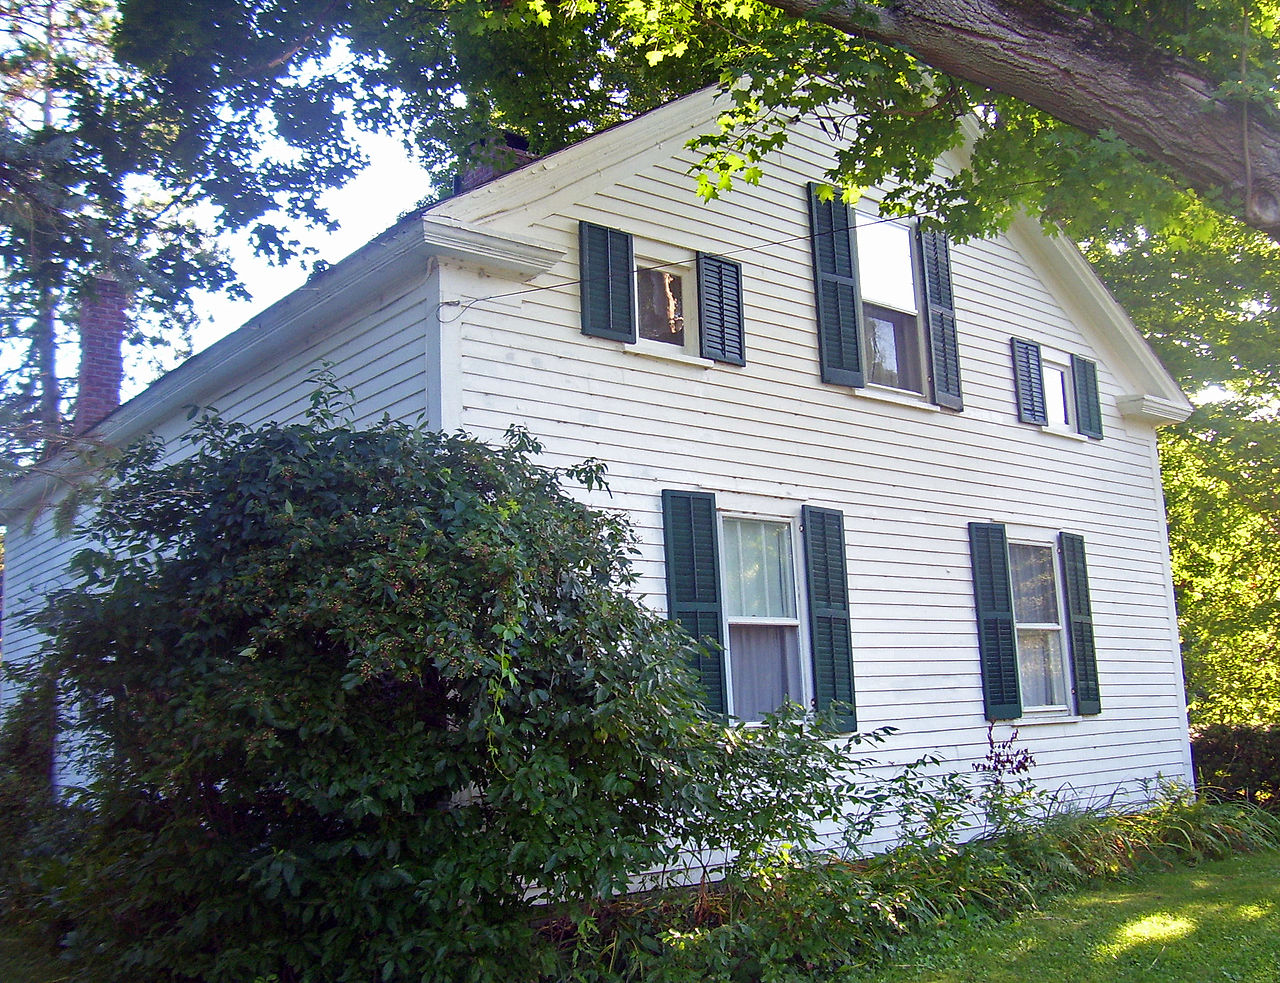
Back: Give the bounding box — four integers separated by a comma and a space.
419, 217, 564, 276
1117, 393, 1195, 425
426, 260, 463, 432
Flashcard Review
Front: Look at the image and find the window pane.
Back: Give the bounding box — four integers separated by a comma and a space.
1017, 628, 1068, 708
1046, 366, 1070, 427
637, 268, 685, 345
1009, 543, 1059, 624
855, 217, 916, 312
863, 304, 924, 393
728, 623, 802, 721
722, 519, 796, 619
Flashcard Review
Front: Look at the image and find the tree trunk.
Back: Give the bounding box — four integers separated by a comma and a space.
762, 0, 1280, 240
35, 273, 62, 460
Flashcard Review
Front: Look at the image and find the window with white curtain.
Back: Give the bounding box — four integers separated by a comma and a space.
720, 517, 804, 721
1008, 542, 1070, 710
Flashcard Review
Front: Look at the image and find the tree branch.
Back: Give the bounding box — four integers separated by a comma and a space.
236, 0, 341, 78
760, 0, 1280, 240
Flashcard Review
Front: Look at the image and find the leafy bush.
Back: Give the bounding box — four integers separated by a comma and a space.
16, 386, 878, 983
1193, 722, 1280, 810
0, 677, 56, 896
531, 780, 1280, 981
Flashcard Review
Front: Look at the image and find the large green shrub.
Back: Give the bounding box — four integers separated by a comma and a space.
20, 387, 867, 983
0, 677, 57, 895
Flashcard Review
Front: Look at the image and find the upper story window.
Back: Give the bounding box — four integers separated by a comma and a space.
855, 216, 926, 394
578, 221, 746, 366
1043, 359, 1072, 429
637, 266, 687, 347
807, 184, 963, 410
1011, 338, 1104, 439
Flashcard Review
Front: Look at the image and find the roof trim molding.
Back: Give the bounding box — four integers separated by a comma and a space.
418, 217, 563, 275
1118, 393, 1195, 425
0, 219, 564, 522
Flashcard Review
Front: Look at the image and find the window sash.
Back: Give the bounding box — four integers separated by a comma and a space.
721, 517, 798, 620
727, 623, 803, 722
1045, 364, 1071, 428
1016, 626, 1070, 709
636, 267, 686, 346
1008, 542, 1070, 711
855, 216, 918, 313
864, 303, 925, 394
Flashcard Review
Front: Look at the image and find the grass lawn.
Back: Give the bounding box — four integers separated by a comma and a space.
864, 848, 1280, 983
4, 850, 1279, 983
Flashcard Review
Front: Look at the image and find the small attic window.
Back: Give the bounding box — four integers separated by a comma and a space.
579, 221, 745, 366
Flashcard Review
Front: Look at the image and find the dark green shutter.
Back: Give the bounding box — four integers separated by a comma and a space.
697, 253, 746, 366
1011, 338, 1048, 425
1059, 532, 1102, 715
1071, 354, 1104, 439
919, 228, 964, 410
579, 221, 635, 343
968, 522, 1022, 721
661, 490, 727, 714
801, 505, 856, 731
807, 184, 865, 387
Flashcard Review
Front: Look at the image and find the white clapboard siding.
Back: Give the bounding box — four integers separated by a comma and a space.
2, 87, 1191, 813
437, 97, 1193, 798
0, 275, 436, 717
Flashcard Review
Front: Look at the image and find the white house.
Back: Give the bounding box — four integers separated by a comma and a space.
1, 87, 1195, 799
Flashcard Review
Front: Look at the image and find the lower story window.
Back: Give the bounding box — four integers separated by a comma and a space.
1008, 542, 1070, 710
721, 517, 803, 721
661, 491, 858, 730
968, 522, 1102, 721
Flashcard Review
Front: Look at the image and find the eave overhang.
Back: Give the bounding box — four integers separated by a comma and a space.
0, 217, 563, 524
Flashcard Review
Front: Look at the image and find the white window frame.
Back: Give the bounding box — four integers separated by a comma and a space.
1007, 532, 1073, 715
717, 508, 812, 722
1039, 347, 1084, 437
853, 209, 930, 398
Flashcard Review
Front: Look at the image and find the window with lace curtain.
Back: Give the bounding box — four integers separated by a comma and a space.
721, 517, 804, 722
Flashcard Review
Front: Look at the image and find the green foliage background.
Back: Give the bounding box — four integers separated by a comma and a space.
1085, 210, 1280, 726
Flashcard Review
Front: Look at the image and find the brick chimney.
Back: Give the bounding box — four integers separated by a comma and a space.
74, 275, 127, 434
454, 132, 537, 194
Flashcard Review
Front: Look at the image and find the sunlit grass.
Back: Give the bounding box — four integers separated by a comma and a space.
1104, 912, 1196, 954
862, 849, 1280, 983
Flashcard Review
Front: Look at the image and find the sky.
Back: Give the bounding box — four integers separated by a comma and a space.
187, 131, 436, 358
118, 133, 436, 401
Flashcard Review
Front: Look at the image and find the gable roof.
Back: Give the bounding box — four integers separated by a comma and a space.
434, 86, 1190, 422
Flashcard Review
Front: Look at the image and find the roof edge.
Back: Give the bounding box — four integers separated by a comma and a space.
0, 218, 564, 522
1005, 215, 1193, 416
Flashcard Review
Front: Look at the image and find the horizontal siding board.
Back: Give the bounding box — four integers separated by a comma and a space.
4, 97, 1190, 806
451, 110, 1188, 793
